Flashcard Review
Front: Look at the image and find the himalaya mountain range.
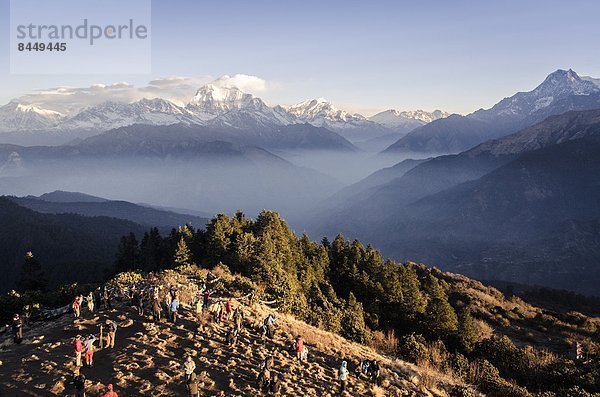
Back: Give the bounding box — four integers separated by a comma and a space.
1, 68, 600, 295
0, 81, 449, 148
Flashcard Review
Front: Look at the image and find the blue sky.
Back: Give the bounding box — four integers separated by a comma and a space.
1, 0, 599, 115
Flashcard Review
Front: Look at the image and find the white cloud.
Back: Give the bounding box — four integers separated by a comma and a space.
211, 74, 268, 94
12, 74, 272, 115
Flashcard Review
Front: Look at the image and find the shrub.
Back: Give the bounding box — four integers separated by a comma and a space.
399, 333, 428, 364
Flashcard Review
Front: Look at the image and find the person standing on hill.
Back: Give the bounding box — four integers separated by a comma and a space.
103, 286, 112, 310
135, 289, 144, 317
225, 299, 232, 320
183, 356, 196, 381
186, 371, 200, 397
12, 313, 23, 344
73, 296, 81, 319
100, 384, 118, 397
164, 292, 172, 320
73, 335, 83, 367
86, 292, 95, 313
72, 369, 87, 397
338, 360, 349, 396
294, 335, 305, 362
105, 319, 117, 348
203, 290, 211, 311
84, 334, 96, 367
170, 295, 180, 324
152, 295, 162, 323
234, 307, 244, 333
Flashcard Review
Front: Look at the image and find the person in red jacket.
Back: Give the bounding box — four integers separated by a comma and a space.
101, 384, 118, 397
225, 299, 232, 321
294, 335, 305, 362
73, 335, 83, 367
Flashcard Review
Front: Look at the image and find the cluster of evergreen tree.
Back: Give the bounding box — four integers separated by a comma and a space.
108, 210, 599, 397
113, 211, 470, 344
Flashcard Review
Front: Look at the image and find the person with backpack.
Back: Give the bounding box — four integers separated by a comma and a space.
100, 384, 118, 397
72, 335, 84, 367
105, 319, 117, 348
12, 313, 23, 344
338, 360, 349, 396
170, 295, 180, 324
72, 369, 87, 397
186, 371, 200, 397
84, 334, 96, 367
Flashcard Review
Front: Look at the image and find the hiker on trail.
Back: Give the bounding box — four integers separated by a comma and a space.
103, 286, 112, 310
105, 319, 117, 348
87, 292, 95, 313
257, 366, 271, 391
186, 371, 200, 397
269, 374, 282, 395
12, 313, 23, 344
72, 369, 87, 397
263, 314, 276, 339
225, 299, 232, 321
183, 356, 196, 381
294, 335, 305, 362
73, 335, 84, 367
226, 327, 239, 347
73, 296, 81, 319
152, 296, 162, 323
338, 360, 349, 396
100, 384, 118, 397
170, 296, 180, 324
84, 334, 96, 367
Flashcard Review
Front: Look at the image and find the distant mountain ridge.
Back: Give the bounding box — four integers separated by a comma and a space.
311, 108, 600, 294
0, 77, 448, 147
384, 69, 600, 155
9, 191, 209, 231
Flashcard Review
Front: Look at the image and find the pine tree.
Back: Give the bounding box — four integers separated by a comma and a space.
114, 232, 139, 272
424, 274, 458, 336
399, 265, 427, 318
457, 308, 480, 351
341, 292, 371, 343
174, 236, 192, 266
17, 251, 48, 292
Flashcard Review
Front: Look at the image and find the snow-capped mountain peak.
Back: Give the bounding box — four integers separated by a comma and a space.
282, 98, 367, 126
60, 98, 195, 131
0, 101, 64, 132
369, 109, 450, 127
